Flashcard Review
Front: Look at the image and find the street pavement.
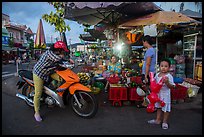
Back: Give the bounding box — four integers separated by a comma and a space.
2, 63, 202, 135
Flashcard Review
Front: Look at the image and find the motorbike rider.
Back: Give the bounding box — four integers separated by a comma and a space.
33, 41, 74, 122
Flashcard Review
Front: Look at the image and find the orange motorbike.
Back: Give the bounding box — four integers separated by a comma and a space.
16, 61, 98, 118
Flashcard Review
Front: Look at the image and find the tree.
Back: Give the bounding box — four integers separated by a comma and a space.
42, 2, 70, 47
8, 37, 14, 48
83, 24, 91, 32
28, 39, 34, 58
179, 2, 184, 12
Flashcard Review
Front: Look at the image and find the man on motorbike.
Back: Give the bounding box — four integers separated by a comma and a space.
33, 41, 74, 122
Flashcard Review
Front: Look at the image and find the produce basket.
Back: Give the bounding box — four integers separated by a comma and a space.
130, 76, 142, 84
171, 84, 188, 101
106, 77, 120, 84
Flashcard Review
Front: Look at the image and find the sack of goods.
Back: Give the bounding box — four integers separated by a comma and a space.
180, 81, 200, 98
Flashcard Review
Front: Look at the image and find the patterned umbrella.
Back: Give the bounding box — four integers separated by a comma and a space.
34, 19, 46, 49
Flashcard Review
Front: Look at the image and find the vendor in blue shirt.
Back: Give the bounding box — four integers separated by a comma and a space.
142, 35, 156, 84
107, 55, 122, 77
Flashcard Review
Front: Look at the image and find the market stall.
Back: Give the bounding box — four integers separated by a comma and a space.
117, 10, 202, 102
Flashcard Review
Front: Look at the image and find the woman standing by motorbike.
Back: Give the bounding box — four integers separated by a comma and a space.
33, 41, 74, 122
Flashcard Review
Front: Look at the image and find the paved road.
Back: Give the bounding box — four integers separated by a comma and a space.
2, 60, 35, 81
2, 64, 202, 135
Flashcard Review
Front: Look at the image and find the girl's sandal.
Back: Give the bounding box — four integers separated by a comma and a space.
162, 123, 168, 129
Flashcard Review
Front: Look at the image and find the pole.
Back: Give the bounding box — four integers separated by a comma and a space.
69, 38, 71, 52
156, 36, 158, 73
15, 58, 19, 76
84, 41, 85, 52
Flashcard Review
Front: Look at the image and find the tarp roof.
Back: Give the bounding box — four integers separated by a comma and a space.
64, 2, 162, 26
119, 11, 199, 29
180, 9, 202, 19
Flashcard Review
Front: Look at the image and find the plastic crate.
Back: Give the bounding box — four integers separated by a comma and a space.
130, 76, 142, 84
109, 87, 128, 106
171, 84, 188, 100
128, 87, 144, 101
106, 77, 120, 84
173, 77, 184, 84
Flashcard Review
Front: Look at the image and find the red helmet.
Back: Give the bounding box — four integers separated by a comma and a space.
54, 41, 69, 52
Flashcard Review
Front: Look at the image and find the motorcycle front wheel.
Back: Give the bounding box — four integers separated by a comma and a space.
70, 91, 98, 118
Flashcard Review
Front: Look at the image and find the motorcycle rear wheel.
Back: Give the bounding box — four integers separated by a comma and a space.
22, 84, 35, 107
70, 91, 98, 118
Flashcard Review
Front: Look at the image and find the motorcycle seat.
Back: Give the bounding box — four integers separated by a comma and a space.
18, 70, 33, 80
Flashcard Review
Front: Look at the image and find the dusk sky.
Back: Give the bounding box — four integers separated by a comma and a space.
2, 2, 199, 44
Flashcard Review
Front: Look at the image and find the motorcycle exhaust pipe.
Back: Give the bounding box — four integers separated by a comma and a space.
16, 92, 34, 103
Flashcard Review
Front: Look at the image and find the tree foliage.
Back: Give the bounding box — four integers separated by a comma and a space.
28, 39, 34, 49
8, 38, 14, 48
42, 2, 70, 33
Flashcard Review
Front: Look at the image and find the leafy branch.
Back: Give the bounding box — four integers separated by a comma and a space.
42, 2, 70, 33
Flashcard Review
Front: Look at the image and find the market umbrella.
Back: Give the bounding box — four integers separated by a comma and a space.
80, 33, 96, 42
119, 11, 199, 29
64, 2, 161, 27
64, 2, 161, 42
79, 29, 107, 42
34, 19, 46, 49
87, 29, 107, 40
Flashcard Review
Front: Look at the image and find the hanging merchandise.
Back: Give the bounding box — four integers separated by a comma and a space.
75, 51, 81, 57
197, 63, 202, 81
125, 32, 137, 43
104, 29, 115, 40
174, 55, 186, 78
143, 24, 157, 37
108, 40, 113, 47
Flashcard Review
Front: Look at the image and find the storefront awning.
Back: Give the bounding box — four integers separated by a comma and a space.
2, 46, 12, 51
2, 46, 26, 51
2, 27, 9, 36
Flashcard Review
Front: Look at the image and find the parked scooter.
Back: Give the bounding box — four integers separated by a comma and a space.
16, 61, 98, 118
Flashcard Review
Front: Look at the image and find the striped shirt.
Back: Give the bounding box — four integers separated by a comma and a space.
33, 50, 62, 82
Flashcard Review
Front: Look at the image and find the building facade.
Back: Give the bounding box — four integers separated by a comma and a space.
2, 13, 35, 64
2, 13, 34, 49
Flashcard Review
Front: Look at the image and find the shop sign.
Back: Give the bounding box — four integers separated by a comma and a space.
2, 36, 9, 45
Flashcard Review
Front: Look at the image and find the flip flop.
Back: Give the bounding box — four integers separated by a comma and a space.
34, 114, 42, 122
147, 119, 161, 124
